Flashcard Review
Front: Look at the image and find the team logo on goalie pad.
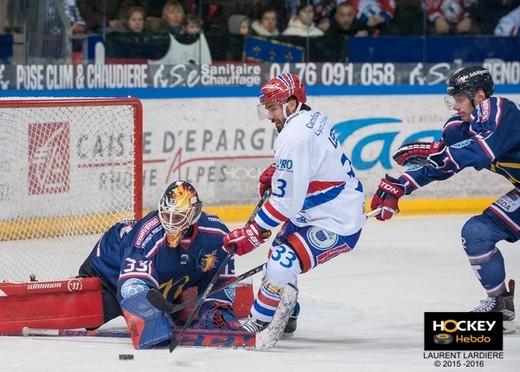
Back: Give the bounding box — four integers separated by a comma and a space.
306, 227, 338, 250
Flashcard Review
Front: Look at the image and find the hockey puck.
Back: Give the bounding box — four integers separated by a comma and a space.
433, 333, 453, 345
118, 354, 134, 360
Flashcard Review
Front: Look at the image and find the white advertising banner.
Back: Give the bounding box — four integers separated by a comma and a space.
141, 94, 519, 208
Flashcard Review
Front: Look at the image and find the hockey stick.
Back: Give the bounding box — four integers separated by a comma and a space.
167, 190, 270, 353
9, 327, 257, 349
20, 327, 130, 338
147, 262, 265, 314
366, 208, 382, 218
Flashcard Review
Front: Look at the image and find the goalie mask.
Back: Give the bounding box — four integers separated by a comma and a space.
445, 66, 494, 110
257, 73, 307, 121
158, 180, 202, 247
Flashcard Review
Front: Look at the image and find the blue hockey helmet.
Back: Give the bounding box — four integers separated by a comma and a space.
447, 66, 494, 99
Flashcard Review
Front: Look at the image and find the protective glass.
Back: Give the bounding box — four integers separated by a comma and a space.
444, 92, 470, 111
257, 102, 282, 120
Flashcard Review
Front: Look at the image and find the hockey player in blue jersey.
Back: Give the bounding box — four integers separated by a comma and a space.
78, 180, 241, 348
371, 66, 519, 331
222, 73, 366, 333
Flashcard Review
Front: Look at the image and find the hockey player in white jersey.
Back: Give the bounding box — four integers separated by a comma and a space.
223, 73, 366, 333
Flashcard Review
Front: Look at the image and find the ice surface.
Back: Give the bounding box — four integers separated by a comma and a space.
1, 215, 519, 372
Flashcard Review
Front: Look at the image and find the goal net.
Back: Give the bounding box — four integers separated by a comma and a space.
0, 98, 142, 281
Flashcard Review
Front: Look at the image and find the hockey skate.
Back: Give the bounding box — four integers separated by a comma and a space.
240, 284, 299, 350
472, 279, 515, 334
241, 317, 269, 333
283, 301, 300, 335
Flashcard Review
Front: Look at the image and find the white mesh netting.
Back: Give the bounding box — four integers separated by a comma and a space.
0, 98, 141, 281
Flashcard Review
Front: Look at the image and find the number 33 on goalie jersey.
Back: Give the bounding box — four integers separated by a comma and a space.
254, 110, 366, 236
89, 211, 234, 305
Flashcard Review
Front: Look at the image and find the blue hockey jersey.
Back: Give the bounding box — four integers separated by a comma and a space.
89, 211, 234, 305
399, 97, 520, 193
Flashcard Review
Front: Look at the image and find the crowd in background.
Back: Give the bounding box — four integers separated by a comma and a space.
2, 0, 520, 63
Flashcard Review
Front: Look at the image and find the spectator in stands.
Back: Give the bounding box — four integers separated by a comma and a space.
329, 1, 369, 37
124, 6, 146, 33
77, 0, 122, 33
251, 8, 280, 37
116, 0, 170, 23
425, 0, 477, 35
64, 0, 87, 34
313, 0, 337, 24
229, 14, 251, 35
317, 16, 331, 32
182, 14, 203, 34
226, 14, 251, 61
349, 0, 396, 36
282, 3, 324, 36
316, 1, 369, 61
495, 5, 520, 36
149, 14, 212, 65
149, 0, 185, 34
478, 0, 520, 35
385, 0, 424, 35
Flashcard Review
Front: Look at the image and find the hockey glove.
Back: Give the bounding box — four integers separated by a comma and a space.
392, 141, 447, 168
223, 222, 271, 256
258, 163, 276, 197
370, 174, 405, 221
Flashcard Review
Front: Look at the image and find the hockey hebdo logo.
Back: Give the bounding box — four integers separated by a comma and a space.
424, 312, 503, 351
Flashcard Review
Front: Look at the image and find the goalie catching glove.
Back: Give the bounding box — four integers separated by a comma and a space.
392, 141, 447, 168
370, 175, 405, 221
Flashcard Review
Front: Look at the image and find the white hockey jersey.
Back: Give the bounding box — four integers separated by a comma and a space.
253, 109, 366, 236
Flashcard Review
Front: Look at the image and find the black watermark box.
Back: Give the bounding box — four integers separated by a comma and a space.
424, 312, 503, 350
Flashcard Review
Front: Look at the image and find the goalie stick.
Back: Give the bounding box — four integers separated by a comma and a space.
16, 287, 296, 353
167, 190, 271, 353
14, 327, 257, 348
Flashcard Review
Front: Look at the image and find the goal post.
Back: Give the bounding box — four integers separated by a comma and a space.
0, 97, 143, 281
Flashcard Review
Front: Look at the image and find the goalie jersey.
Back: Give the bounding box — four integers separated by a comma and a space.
398, 97, 520, 193
253, 109, 366, 236
88, 211, 234, 305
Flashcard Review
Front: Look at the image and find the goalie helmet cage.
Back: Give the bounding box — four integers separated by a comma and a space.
0, 97, 143, 281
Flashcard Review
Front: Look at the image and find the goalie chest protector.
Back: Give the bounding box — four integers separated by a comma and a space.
0, 277, 103, 334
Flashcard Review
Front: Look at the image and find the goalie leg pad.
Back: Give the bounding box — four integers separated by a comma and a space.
0, 277, 103, 334
121, 290, 173, 349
